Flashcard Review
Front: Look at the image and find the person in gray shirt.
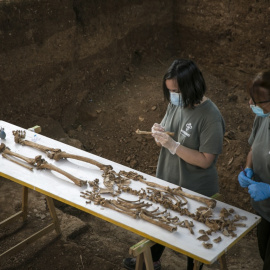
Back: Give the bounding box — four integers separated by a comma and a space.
238, 71, 270, 270
123, 59, 225, 270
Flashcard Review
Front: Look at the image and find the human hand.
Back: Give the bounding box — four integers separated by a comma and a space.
248, 182, 270, 201
152, 131, 180, 155
151, 123, 165, 143
244, 168, 254, 178
238, 171, 256, 187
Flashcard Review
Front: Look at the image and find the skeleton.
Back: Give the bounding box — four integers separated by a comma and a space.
81, 172, 248, 244
13, 130, 112, 173
2, 131, 247, 245
83, 169, 248, 240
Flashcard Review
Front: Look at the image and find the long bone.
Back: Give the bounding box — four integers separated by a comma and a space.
0, 143, 36, 165
2, 153, 34, 171
34, 155, 87, 187
172, 187, 216, 208
13, 130, 112, 172
136, 129, 174, 137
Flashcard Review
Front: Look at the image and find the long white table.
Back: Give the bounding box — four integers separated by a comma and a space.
0, 120, 260, 267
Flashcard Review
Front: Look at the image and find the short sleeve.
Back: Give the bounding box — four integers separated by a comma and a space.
199, 119, 225, 154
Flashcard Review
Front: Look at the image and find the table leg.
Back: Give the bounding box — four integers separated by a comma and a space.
129, 239, 155, 270
218, 254, 228, 270
135, 253, 144, 270
46, 196, 61, 234
0, 188, 61, 260
143, 246, 154, 270
193, 260, 203, 270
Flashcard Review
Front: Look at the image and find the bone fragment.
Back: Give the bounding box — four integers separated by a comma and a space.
197, 206, 209, 212
99, 188, 115, 194
2, 153, 33, 171
136, 129, 174, 136
205, 219, 220, 232
184, 220, 194, 234
220, 208, 231, 218
203, 242, 213, 249
222, 229, 230, 237
213, 236, 222, 243
234, 223, 246, 227
35, 155, 87, 187
197, 235, 210, 241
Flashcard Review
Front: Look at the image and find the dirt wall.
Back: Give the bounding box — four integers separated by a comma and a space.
0, 0, 172, 129
174, 0, 270, 79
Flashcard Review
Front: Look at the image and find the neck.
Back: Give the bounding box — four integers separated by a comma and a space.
195, 96, 208, 106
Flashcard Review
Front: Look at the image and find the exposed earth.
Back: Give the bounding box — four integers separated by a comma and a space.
0, 1, 268, 269
0, 57, 264, 270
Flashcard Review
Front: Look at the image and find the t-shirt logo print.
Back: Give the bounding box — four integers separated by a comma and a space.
186, 123, 192, 132
180, 123, 192, 138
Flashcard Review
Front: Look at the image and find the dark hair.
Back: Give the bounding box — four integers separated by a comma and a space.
249, 71, 270, 100
163, 59, 206, 108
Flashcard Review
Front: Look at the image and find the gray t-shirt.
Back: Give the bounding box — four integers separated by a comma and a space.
248, 116, 270, 222
156, 99, 225, 197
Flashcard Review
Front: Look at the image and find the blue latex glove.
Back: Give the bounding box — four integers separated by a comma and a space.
244, 168, 254, 178
238, 171, 255, 187
248, 182, 270, 201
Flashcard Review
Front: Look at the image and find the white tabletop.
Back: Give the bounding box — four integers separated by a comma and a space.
0, 120, 260, 264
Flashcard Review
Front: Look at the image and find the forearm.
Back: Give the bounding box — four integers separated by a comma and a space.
245, 148, 253, 168
175, 145, 215, 169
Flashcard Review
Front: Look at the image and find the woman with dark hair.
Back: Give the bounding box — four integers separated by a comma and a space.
238, 71, 270, 270
123, 59, 225, 270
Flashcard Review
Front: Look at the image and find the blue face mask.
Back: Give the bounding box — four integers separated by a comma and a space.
250, 105, 270, 117
170, 92, 184, 107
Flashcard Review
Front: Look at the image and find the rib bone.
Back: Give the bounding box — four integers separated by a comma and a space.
140, 210, 177, 232
140, 178, 216, 208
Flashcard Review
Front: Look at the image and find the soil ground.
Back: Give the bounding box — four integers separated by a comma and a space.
0, 55, 264, 269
